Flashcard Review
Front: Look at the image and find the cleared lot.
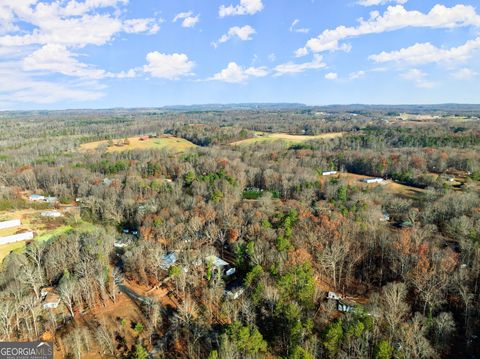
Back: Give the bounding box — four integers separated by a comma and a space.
80, 136, 197, 153
231, 132, 344, 146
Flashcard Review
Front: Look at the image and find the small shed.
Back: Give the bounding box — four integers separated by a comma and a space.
41, 287, 61, 310
380, 212, 390, 222
327, 291, 342, 300
43, 293, 61, 309
114, 241, 128, 248
225, 280, 245, 300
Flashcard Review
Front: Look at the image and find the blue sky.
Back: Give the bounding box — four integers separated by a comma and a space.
0, 0, 479, 110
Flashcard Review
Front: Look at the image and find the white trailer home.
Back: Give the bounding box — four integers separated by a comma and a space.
0, 231, 34, 245
0, 219, 21, 230
362, 178, 385, 184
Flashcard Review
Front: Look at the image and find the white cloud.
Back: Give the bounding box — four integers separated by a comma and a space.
143, 52, 195, 80
217, 25, 256, 45
451, 68, 477, 80
23, 44, 106, 79
173, 11, 200, 28
219, 0, 264, 17
60, 0, 129, 17
325, 72, 338, 80
290, 19, 309, 34
401, 69, 435, 88
357, 0, 408, 7
349, 70, 366, 79
0, 1, 161, 47
0, 0, 161, 105
369, 37, 480, 65
123, 18, 161, 34
209, 62, 268, 83
296, 4, 480, 56
0, 63, 104, 106
274, 55, 326, 75
0, 14, 123, 47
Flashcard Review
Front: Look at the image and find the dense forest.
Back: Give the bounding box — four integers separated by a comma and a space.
0, 107, 479, 358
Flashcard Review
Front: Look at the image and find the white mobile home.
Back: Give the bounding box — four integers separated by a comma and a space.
0, 219, 21, 230
322, 171, 338, 176
0, 232, 34, 245
362, 178, 384, 184
29, 194, 45, 202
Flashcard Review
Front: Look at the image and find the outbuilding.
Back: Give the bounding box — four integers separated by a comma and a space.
41, 287, 61, 310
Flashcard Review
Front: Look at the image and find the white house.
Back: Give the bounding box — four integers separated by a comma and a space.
0, 219, 21, 230
322, 171, 338, 176
160, 252, 178, 270
206, 256, 236, 277
362, 178, 384, 184
206, 255, 229, 268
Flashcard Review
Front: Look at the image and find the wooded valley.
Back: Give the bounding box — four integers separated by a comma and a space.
0, 106, 479, 358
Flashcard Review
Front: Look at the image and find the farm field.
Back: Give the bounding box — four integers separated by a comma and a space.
0, 207, 87, 262
79, 136, 197, 153
231, 132, 344, 145
0, 208, 54, 236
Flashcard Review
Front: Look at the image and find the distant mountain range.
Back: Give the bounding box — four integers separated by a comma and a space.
2, 103, 480, 116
